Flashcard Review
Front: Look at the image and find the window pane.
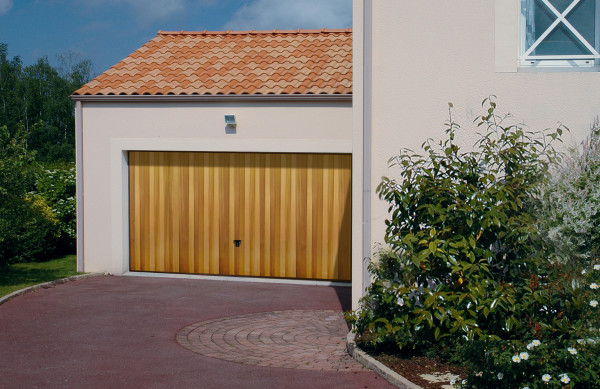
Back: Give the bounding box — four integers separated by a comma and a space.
525, 0, 596, 56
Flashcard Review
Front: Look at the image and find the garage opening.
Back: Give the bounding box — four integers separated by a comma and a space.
128, 151, 351, 281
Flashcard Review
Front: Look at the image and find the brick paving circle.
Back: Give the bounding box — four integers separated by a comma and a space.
176, 310, 365, 371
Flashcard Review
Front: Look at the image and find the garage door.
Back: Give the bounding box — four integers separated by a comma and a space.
128, 151, 351, 281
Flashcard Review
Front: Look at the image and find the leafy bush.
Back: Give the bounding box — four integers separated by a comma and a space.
35, 162, 76, 252
0, 194, 59, 263
455, 262, 600, 388
347, 99, 600, 387
0, 124, 58, 265
540, 123, 600, 264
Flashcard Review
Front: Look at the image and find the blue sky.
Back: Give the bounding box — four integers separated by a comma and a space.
0, 0, 352, 76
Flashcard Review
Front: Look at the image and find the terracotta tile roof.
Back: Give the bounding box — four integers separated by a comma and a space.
74, 29, 352, 96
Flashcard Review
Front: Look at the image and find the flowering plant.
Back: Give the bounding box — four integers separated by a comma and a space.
347, 100, 600, 388
540, 122, 600, 264
455, 262, 600, 388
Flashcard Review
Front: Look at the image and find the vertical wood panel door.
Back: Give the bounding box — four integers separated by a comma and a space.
129, 151, 351, 281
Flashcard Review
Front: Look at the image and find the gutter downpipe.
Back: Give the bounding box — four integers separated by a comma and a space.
363, 0, 373, 294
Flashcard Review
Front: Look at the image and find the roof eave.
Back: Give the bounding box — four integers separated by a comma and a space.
70, 94, 353, 102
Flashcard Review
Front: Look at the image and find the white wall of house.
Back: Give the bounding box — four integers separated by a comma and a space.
353, 0, 600, 307
78, 99, 352, 275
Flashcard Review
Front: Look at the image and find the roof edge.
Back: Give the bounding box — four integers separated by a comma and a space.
70, 94, 353, 103
157, 28, 352, 35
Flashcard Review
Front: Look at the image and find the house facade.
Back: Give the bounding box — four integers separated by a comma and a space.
352, 0, 600, 306
74, 1, 600, 309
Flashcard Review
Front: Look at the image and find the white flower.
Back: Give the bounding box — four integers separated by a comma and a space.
594, 264, 600, 270
560, 374, 571, 384
397, 297, 405, 306
568, 347, 577, 355
591, 300, 599, 307
591, 283, 599, 290
523, 387, 530, 389
497, 372, 504, 380
582, 269, 588, 275
542, 374, 552, 383
512, 354, 521, 363
532, 340, 541, 346
520, 352, 529, 360
577, 339, 586, 345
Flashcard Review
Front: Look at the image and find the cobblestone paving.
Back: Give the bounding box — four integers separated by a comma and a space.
176, 310, 365, 371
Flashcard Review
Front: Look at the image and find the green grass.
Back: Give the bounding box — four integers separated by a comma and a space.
0, 254, 81, 298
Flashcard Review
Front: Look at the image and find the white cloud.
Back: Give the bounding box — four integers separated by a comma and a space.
83, 0, 187, 24
0, 0, 13, 15
222, 0, 352, 31
124, 0, 186, 23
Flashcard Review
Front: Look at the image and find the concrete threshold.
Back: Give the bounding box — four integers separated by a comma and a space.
123, 271, 351, 287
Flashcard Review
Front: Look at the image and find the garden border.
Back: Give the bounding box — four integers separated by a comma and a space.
0, 272, 105, 306
346, 331, 422, 389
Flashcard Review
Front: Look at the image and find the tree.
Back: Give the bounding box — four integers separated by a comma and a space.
0, 43, 94, 162
0, 124, 57, 265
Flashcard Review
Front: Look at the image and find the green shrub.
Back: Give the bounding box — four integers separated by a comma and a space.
0, 193, 58, 263
456, 262, 600, 388
35, 162, 76, 252
0, 124, 55, 265
347, 99, 600, 387
540, 123, 600, 264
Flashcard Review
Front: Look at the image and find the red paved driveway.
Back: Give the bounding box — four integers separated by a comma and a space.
0, 276, 393, 388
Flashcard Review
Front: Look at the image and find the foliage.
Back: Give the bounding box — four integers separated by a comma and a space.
347, 99, 600, 387
0, 124, 38, 197
0, 43, 87, 265
0, 43, 92, 162
0, 194, 59, 264
540, 123, 600, 264
35, 162, 76, 252
0, 126, 75, 265
0, 254, 80, 297
456, 262, 600, 388
0, 123, 51, 265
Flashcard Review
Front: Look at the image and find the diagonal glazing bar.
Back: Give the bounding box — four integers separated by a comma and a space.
542, 0, 600, 57
523, 0, 581, 58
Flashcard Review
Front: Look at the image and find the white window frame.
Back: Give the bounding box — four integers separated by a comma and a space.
520, 0, 600, 68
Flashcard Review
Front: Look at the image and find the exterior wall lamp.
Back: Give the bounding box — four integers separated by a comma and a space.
225, 114, 236, 128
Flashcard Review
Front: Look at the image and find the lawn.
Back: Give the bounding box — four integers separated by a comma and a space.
0, 254, 81, 298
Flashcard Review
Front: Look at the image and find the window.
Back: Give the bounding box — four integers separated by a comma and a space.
520, 0, 600, 67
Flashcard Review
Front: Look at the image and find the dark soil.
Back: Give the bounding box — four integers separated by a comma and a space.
356, 337, 466, 388
371, 354, 466, 388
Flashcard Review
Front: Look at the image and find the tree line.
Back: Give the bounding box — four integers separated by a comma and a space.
0, 43, 93, 265
0, 43, 93, 162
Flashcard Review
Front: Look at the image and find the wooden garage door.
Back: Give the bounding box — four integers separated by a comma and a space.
129, 151, 351, 281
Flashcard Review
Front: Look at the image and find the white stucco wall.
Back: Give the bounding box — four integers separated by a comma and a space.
79, 99, 352, 275
354, 0, 600, 296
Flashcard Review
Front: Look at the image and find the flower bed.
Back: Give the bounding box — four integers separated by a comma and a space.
347, 99, 600, 388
